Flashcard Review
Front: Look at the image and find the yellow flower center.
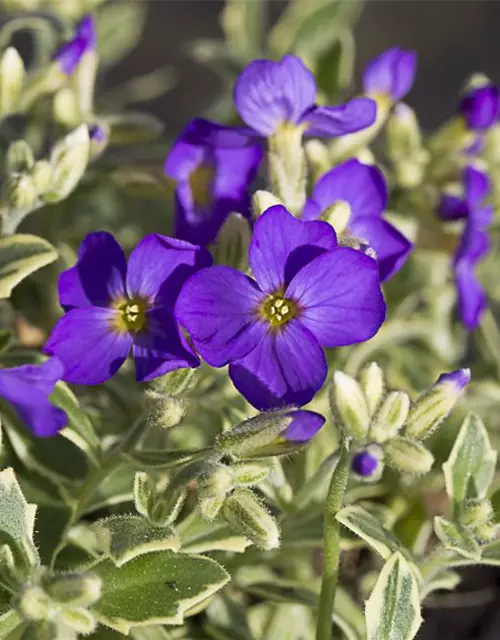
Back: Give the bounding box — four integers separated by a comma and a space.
113, 298, 147, 333
261, 294, 297, 328
189, 163, 215, 207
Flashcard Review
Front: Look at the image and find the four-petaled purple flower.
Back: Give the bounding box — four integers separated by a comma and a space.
0, 358, 67, 437
363, 47, 418, 104
303, 159, 413, 281
187, 55, 377, 148
54, 15, 96, 76
438, 165, 493, 330
459, 82, 500, 132
164, 119, 262, 246
176, 205, 386, 411
44, 232, 211, 385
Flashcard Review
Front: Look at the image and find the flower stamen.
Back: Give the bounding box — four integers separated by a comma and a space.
113, 298, 148, 333
261, 294, 297, 327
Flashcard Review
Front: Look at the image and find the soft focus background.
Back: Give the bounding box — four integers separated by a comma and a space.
111, 0, 500, 137
107, 2, 500, 638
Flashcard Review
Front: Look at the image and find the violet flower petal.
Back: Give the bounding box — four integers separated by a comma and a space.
44, 307, 132, 385
363, 47, 417, 101
282, 410, 325, 443
249, 205, 337, 294
303, 98, 377, 137
229, 320, 327, 410
286, 247, 385, 347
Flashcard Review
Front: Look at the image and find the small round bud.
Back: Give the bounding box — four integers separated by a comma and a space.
461, 499, 494, 529
384, 437, 434, 475
474, 522, 499, 544
199, 496, 225, 521
351, 445, 384, 481
198, 465, 234, 499
222, 488, 280, 550
369, 391, 410, 443
42, 572, 102, 607
330, 371, 370, 441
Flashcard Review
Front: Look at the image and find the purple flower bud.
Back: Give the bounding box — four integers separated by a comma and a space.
89, 124, 106, 143
53, 15, 96, 76
352, 450, 379, 477
282, 410, 325, 443
363, 47, 417, 102
435, 368, 471, 392
460, 84, 500, 132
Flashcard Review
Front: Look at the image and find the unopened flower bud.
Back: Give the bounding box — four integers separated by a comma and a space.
198, 464, 234, 499
215, 409, 324, 458
386, 103, 423, 159
212, 213, 251, 271
0, 48, 25, 116
459, 74, 499, 132
474, 522, 499, 544
358, 362, 385, 416
199, 496, 225, 521
369, 391, 410, 443
53, 16, 96, 77
252, 190, 284, 219
461, 499, 493, 529
147, 390, 185, 428
304, 139, 330, 183
151, 368, 196, 397
58, 607, 97, 634
43, 125, 90, 203
53, 88, 82, 128
6, 141, 34, 174
133, 471, 154, 519
232, 462, 270, 487
330, 371, 370, 440
321, 201, 352, 235
42, 572, 101, 607
3, 174, 38, 212
18, 586, 51, 621
384, 437, 434, 474
89, 123, 109, 159
351, 445, 383, 481
404, 369, 471, 440
31, 161, 53, 195
222, 488, 280, 550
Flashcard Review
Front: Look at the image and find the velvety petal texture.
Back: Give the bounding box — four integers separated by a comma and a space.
0, 358, 67, 437
177, 205, 385, 410
304, 160, 412, 281
54, 15, 96, 75
46, 232, 210, 385
165, 122, 262, 246
460, 84, 500, 131
302, 98, 377, 137
233, 55, 316, 136
363, 47, 418, 101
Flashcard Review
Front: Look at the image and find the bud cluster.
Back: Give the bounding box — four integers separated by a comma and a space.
330, 363, 470, 480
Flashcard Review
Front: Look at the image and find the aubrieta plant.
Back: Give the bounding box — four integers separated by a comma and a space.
1, 1, 500, 640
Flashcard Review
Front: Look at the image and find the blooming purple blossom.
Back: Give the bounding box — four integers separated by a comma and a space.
438, 166, 493, 330
0, 358, 67, 437
303, 159, 413, 281
363, 47, 417, 103
352, 450, 379, 477
459, 83, 500, 132
185, 55, 376, 148
176, 205, 385, 410
44, 232, 211, 385
164, 120, 262, 246
53, 15, 96, 76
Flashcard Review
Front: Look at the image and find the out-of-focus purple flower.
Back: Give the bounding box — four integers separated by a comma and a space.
438, 166, 493, 330
352, 450, 379, 477
53, 15, 96, 76
459, 83, 500, 132
89, 124, 106, 144
183, 55, 376, 149
44, 232, 211, 385
0, 358, 67, 437
164, 120, 263, 246
363, 48, 417, 103
176, 205, 385, 410
303, 159, 413, 281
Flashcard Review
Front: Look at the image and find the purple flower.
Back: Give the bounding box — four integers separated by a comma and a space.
54, 15, 96, 76
44, 232, 211, 385
176, 205, 385, 410
303, 159, 413, 281
184, 55, 376, 148
282, 410, 325, 444
352, 450, 379, 477
363, 48, 417, 102
0, 358, 67, 437
436, 368, 471, 392
164, 120, 263, 246
438, 166, 493, 330
459, 83, 500, 132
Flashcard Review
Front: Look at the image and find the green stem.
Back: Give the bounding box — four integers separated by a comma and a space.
50, 417, 146, 568
316, 439, 351, 640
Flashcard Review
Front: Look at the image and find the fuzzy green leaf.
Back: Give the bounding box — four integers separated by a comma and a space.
420, 570, 461, 601
434, 517, 481, 560
91, 550, 230, 633
93, 515, 181, 567
0, 609, 22, 639
0, 467, 37, 551
0, 234, 58, 299
443, 412, 497, 506
366, 553, 422, 640
178, 512, 250, 554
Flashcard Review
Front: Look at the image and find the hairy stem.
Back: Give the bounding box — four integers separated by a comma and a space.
316, 439, 351, 640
